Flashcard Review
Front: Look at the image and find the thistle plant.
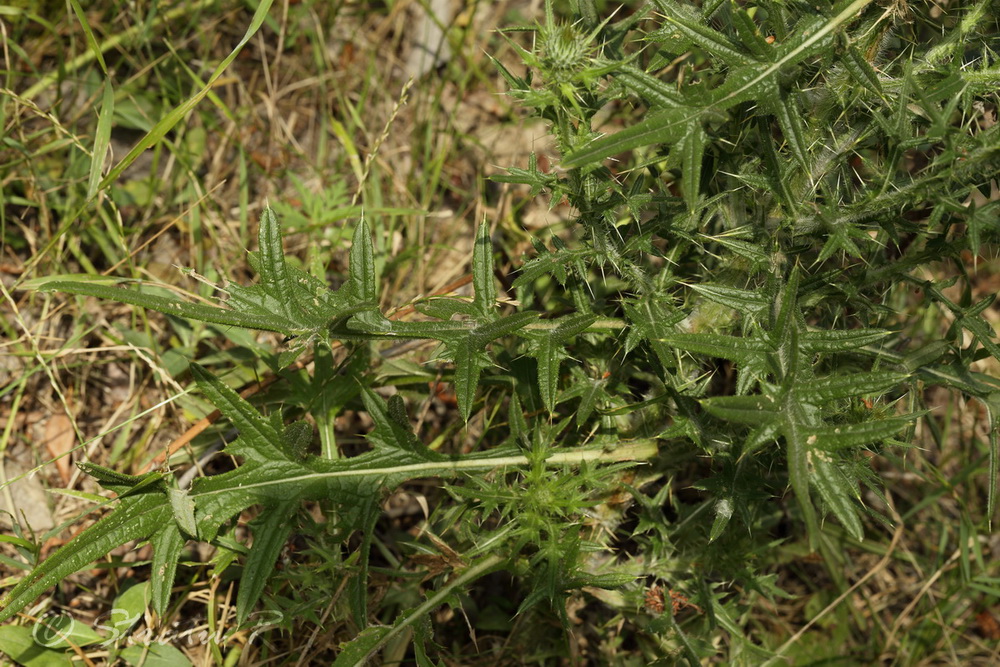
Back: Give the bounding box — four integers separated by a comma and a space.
3, 0, 999, 663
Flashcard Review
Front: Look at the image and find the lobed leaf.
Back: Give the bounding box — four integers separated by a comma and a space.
40, 281, 305, 335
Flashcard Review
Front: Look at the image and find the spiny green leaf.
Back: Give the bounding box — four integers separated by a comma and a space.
361, 390, 441, 457
41, 208, 357, 339
167, 488, 197, 537
660, 333, 766, 364
709, 497, 734, 542
258, 207, 302, 320
614, 64, 685, 107
985, 397, 1000, 524
149, 522, 186, 617
350, 217, 377, 304
679, 119, 707, 209
701, 394, 780, 425
533, 335, 567, 414
730, 4, 774, 60
414, 297, 481, 320
807, 415, 919, 451
772, 274, 801, 382
842, 43, 884, 96
190, 364, 282, 460
623, 298, 685, 370
704, 234, 770, 266
688, 283, 769, 316
472, 310, 539, 344
809, 451, 864, 540
563, 107, 691, 169
782, 400, 821, 547
796, 371, 908, 404
333, 626, 392, 667
473, 220, 497, 317
0, 493, 171, 623
577, 377, 606, 426
237, 501, 296, 623
452, 338, 492, 422
656, 0, 753, 67
40, 281, 305, 335
529, 313, 598, 413
77, 461, 166, 494
444, 311, 539, 421
801, 328, 891, 352
711, 0, 875, 110
742, 422, 781, 458
763, 85, 810, 172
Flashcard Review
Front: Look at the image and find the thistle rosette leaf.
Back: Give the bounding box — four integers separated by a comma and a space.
36, 209, 379, 347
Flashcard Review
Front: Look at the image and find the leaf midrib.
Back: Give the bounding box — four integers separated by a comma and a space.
190, 441, 659, 498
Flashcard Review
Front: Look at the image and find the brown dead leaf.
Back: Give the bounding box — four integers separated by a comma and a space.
43, 413, 75, 484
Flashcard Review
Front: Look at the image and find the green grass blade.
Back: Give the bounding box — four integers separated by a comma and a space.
67, 0, 107, 74
97, 0, 275, 191
86, 79, 114, 199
